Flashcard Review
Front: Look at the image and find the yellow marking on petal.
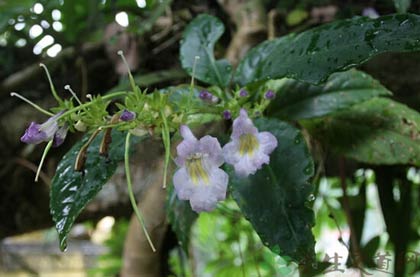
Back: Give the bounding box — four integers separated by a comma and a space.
186, 154, 209, 185
239, 133, 259, 156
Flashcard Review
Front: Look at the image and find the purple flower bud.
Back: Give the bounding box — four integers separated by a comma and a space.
223, 110, 232, 120
120, 110, 136, 121
264, 90, 276, 100
53, 125, 69, 147
239, 89, 248, 97
199, 90, 212, 100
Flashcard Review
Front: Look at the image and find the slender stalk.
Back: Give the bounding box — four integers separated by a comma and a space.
118, 50, 138, 93
10, 92, 54, 116
124, 132, 156, 252
35, 140, 53, 182
187, 56, 200, 111
160, 110, 171, 189
39, 63, 63, 104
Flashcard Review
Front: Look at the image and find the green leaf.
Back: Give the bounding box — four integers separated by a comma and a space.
50, 130, 141, 251
394, 0, 411, 13
229, 118, 315, 264
267, 70, 391, 120
235, 13, 420, 86
305, 97, 420, 165
166, 184, 197, 253
180, 14, 232, 87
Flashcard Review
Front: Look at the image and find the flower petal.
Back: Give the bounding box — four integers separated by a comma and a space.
199, 135, 224, 166
20, 122, 48, 144
176, 127, 199, 166
223, 141, 240, 165
231, 109, 258, 139
257, 132, 278, 154
173, 167, 194, 200
180, 125, 196, 141
53, 125, 69, 147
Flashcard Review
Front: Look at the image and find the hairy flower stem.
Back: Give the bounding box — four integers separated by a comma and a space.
35, 140, 53, 182
124, 132, 157, 252
160, 110, 171, 189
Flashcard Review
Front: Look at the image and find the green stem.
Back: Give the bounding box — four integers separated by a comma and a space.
160, 110, 171, 189
124, 132, 157, 252
35, 140, 53, 182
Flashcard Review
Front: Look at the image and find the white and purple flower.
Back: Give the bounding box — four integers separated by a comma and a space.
223, 109, 278, 177
173, 125, 228, 212
21, 112, 62, 145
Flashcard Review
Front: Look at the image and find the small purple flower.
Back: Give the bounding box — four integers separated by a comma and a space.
223, 110, 232, 120
223, 109, 278, 177
53, 124, 69, 147
239, 89, 248, 97
199, 90, 212, 100
199, 90, 218, 103
362, 7, 379, 19
264, 90, 276, 100
21, 113, 61, 145
120, 109, 136, 121
173, 125, 228, 212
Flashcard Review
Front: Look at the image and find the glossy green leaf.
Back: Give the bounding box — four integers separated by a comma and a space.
180, 14, 232, 87
235, 13, 420, 86
267, 70, 391, 120
230, 118, 315, 264
50, 130, 141, 251
166, 184, 197, 253
305, 97, 420, 165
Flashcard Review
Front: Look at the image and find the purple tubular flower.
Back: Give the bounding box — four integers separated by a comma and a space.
223, 110, 232, 120
239, 89, 248, 97
53, 124, 69, 147
120, 109, 136, 121
223, 109, 278, 177
20, 113, 61, 145
264, 90, 276, 100
173, 125, 228, 212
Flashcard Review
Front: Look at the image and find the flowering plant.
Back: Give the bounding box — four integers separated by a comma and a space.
13, 12, 420, 267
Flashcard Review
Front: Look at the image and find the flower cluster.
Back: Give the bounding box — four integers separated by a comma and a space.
173, 109, 278, 212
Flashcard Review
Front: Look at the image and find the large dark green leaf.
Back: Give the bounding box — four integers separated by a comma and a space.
230, 118, 315, 264
50, 130, 140, 251
267, 70, 391, 120
305, 97, 420, 165
235, 13, 420, 86
180, 14, 232, 87
166, 185, 197, 253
